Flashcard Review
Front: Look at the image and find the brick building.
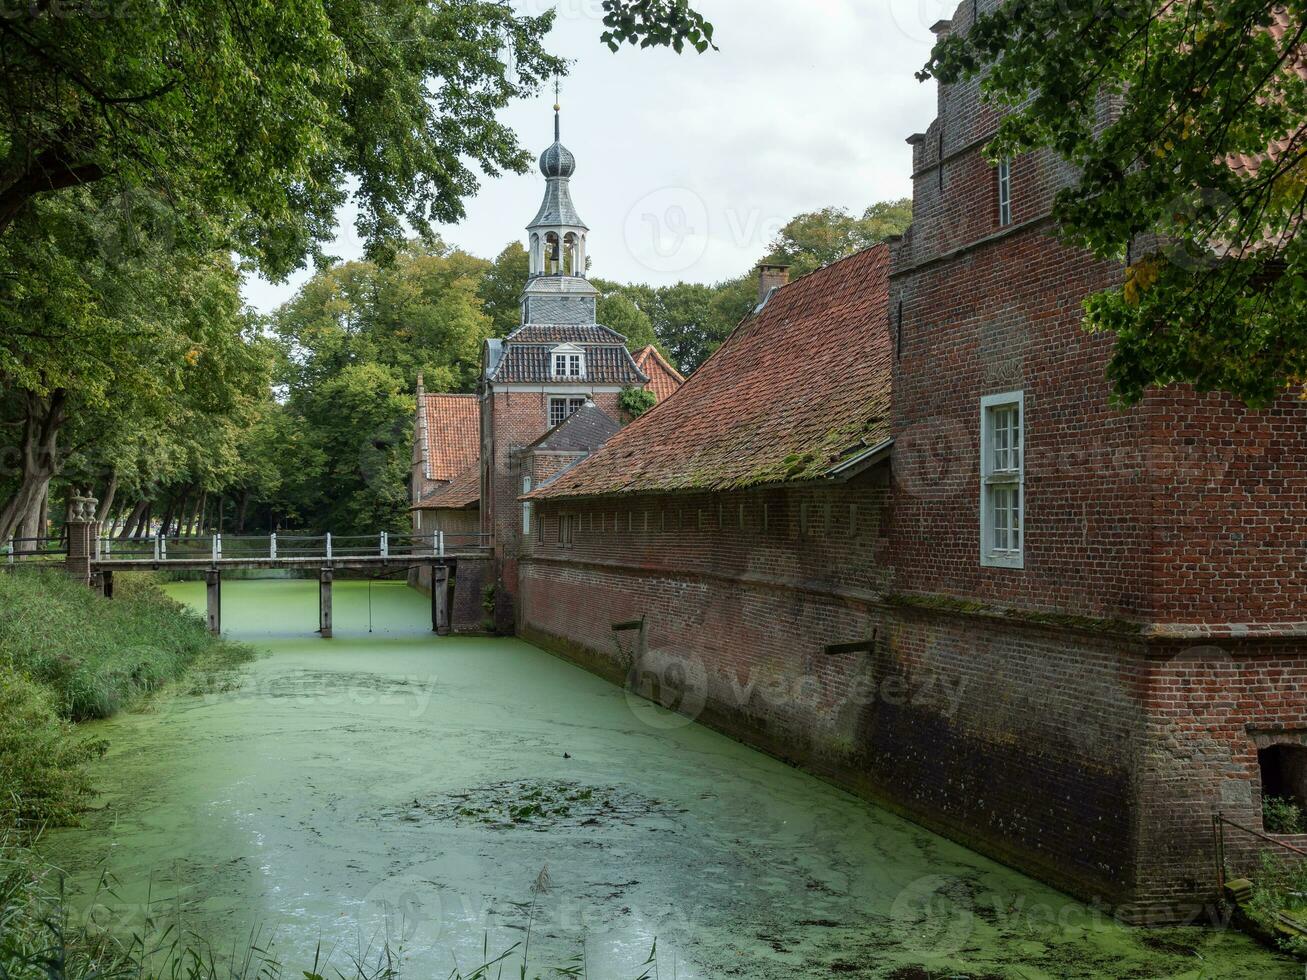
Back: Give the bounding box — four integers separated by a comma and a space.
409, 380, 480, 591
522, 0, 1307, 921
413, 108, 681, 622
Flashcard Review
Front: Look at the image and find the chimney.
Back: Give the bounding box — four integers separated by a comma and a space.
756, 263, 791, 306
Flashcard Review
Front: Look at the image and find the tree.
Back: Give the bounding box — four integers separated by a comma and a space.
0, 189, 266, 543
478, 242, 531, 336
764, 200, 912, 275
274, 241, 493, 396
0, 1, 713, 279
597, 292, 659, 351
925, 1, 1306, 406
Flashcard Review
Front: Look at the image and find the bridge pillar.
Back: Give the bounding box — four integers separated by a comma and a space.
319, 569, 333, 638
431, 564, 449, 634
205, 569, 221, 635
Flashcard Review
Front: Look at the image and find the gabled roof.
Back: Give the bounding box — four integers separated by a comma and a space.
524, 402, 621, 455
633, 345, 686, 402
530, 245, 892, 500
419, 394, 479, 482
413, 463, 479, 511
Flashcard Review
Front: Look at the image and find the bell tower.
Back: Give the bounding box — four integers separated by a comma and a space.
521, 101, 598, 326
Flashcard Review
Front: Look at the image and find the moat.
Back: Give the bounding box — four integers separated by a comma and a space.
45, 579, 1297, 978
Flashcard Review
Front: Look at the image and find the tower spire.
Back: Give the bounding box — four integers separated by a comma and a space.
553, 76, 561, 141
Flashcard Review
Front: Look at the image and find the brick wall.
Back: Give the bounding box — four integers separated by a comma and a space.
522, 476, 1157, 907
483, 388, 622, 629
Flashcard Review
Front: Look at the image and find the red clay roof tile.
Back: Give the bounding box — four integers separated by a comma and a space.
420, 394, 479, 483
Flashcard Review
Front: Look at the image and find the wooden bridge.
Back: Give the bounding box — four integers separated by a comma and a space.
3, 528, 492, 637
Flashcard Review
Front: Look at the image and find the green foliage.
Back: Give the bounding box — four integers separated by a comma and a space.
597, 292, 658, 352
0, 570, 250, 835
1247, 850, 1307, 955
478, 242, 531, 337
0, 571, 251, 724
1264, 795, 1307, 835
0, 0, 567, 277
925, 1, 1307, 406
764, 200, 912, 276
0, 671, 104, 833
269, 241, 493, 533
618, 386, 658, 417
601, 0, 716, 53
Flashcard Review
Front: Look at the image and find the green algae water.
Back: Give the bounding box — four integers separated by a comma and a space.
45, 579, 1296, 978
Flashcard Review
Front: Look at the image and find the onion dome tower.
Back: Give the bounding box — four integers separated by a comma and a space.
521, 102, 598, 326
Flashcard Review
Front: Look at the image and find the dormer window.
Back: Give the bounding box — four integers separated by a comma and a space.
551, 344, 585, 380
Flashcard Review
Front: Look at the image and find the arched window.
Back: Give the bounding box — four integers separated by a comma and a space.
1260, 743, 1307, 831
564, 232, 579, 276
544, 232, 561, 275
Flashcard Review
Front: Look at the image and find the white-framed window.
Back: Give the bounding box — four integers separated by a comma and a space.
551, 344, 585, 380
548, 395, 587, 428
997, 158, 1012, 226
522, 475, 532, 535
980, 390, 1024, 568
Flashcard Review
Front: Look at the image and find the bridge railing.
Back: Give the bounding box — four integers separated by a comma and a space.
2, 535, 65, 563
92, 530, 492, 563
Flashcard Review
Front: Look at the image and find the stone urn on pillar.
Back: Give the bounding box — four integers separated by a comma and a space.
65, 491, 99, 585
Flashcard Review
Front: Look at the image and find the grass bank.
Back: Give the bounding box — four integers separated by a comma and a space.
0, 568, 253, 833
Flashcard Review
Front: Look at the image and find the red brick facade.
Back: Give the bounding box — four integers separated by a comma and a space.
517, 0, 1306, 921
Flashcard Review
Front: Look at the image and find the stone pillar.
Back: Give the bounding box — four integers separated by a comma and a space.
205, 569, 221, 635
65, 493, 99, 586
319, 569, 333, 638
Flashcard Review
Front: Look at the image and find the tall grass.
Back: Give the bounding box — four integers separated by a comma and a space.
0, 568, 252, 833
0, 569, 252, 722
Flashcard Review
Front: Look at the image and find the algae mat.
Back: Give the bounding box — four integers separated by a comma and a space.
45, 579, 1297, 978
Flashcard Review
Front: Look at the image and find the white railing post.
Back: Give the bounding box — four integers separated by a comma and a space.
270, 532, 277, 559
4, 536, 12, 564
161, 536, 167, 560
381, 531, 388, 559
153, 534, 160, 561
438, 530, 445, 558
325, 532, 332, 561
212, 534, 218, 562
216, 533, 223, 560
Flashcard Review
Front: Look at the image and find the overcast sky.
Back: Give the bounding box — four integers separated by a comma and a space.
241, 0, 956, 313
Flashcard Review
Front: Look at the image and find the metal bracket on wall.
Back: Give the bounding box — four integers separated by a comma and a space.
824, 628, 878, 656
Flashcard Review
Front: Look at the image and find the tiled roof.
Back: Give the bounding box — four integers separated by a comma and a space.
1227, 9, 1305, 179
633, 345, 685, 402
413, 463, 479, 510
491, 343, 648, 385
531, 245, 892, 500
525, 403, 621, 454
420, 394, 479, 482
507, 323, 624, 344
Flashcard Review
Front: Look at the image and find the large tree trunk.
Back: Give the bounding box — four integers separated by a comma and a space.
0, 390, 67, 543
236, 490, 250, 534
96, 470, 118, 525
118, 499, 148, 539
